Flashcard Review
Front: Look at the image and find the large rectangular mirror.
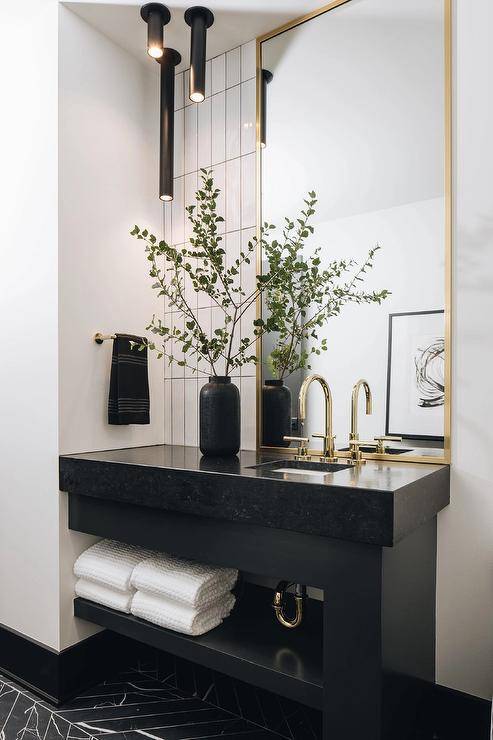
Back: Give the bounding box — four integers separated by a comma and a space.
257, 0, 451, 464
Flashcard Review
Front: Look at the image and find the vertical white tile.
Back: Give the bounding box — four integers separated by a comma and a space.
205, 59, 212, 98
196, 307, 212, 376
184, 252, 198, 316
211, 306, 226, 376
241, 376, 257, 450
174, 108, 185, 178
185, 104, 197, 173
241, 153, 256, 229
226, 86, 241, 160
171, 313, 185, 379
226, 158, 241, 233
241, 227, 257, 297
164, 379, 172, 444
211, 91, 226, 165
226, 231, 242, 376
172, 379, 185, 445
197, 97, 212, 170
184, 378, 198, 447
225, 230, 241, 270
226, 47, 240, 88
211, 162, 226, 234
175, 72, 184, 110
184, 70, 193, 106
184, 171, 198, 241
241, 40, 256, 82
240, 225, 258, 378
241, 78, 256, 155
240, 299, 257, 378
211, 54, 226, 94
164, 201, 172, 243
171, 176, 185, 244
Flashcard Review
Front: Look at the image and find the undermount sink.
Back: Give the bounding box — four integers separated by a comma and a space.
337, 446, 413, 455
249, 459, 351, 476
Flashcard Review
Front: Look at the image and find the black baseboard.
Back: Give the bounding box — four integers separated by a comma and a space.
427, 683, 491, 740
0, 622, 140, 705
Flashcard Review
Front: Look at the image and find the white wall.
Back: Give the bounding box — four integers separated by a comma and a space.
436, 0, 493, 701
58, 6, 165, 648
59, 7, 163, 457
0, 0, 60, 650
163, 41, 258, 451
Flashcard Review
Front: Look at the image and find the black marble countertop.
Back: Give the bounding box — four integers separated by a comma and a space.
59, 445, 450, 546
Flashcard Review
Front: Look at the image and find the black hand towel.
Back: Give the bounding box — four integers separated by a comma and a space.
108, 334, 150, 425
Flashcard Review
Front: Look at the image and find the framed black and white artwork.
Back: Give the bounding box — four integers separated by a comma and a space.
386, 310, 445, 441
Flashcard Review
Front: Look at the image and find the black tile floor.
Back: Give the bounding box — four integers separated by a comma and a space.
0, 667, 280, 740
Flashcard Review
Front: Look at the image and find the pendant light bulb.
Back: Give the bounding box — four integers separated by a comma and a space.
184, 7, 214, 104
158, 49, 182, 202
140, 4, 171, 60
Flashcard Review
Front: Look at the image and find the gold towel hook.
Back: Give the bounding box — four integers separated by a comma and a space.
273, 581, 306, 629
94, 332, 117, 345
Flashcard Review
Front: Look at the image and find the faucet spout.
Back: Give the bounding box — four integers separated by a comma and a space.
298, 373, 336, 460
350, 379, 372, 441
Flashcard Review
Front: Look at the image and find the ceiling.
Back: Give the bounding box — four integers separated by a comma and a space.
64, 0, 326, 73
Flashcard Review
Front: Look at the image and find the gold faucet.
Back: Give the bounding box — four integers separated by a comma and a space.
298, 374, 337, 462
348, 379, 372, 464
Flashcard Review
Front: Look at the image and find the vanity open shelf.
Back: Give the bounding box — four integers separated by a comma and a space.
74, 583, 323, 709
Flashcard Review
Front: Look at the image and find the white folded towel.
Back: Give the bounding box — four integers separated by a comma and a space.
74, 539, 152, 593
131, 554, 238, 609
131, 590, 236, 636
75, 578, 134, 613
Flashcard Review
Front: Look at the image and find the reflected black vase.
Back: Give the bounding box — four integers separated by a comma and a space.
200, 376, 240, 456
262, 379, 291, 447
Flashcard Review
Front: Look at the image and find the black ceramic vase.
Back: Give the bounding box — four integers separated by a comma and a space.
262, 379, 291, 447
200, 376, 241, 456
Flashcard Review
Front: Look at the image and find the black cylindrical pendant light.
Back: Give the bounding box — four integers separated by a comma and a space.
184, 6, 214, 103
159, 49, 182, 202
140, 3, 171, 59
260, 69, 273, 149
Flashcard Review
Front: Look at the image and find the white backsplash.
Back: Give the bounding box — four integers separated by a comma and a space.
163, 40, 257, 450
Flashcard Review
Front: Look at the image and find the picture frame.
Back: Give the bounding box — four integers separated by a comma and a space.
386, 310, 445, 441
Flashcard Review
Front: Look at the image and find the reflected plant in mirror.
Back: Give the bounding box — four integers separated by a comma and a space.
261, 192, 390, 447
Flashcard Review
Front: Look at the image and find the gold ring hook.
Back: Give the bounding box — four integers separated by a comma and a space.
273, 581, 306, 629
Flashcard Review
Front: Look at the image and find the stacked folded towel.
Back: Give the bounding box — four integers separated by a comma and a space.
73, 541, 238, 636
73, 539, 152, 614
130, 554, 238, 636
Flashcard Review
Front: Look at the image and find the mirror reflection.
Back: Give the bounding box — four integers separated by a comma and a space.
259, 0, 448, 459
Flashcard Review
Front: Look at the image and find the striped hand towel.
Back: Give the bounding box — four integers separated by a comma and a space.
108, 334, 150, 425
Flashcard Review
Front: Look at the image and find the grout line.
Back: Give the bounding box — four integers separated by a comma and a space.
175, 78, 256, 115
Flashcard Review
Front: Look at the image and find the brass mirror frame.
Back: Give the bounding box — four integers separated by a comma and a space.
255, 0, 452, 465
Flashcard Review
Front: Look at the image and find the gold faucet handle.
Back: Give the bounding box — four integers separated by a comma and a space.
312, 433, 337, 462
284, 436, 309, 459
348, 439, 377, 464
374, 435, 403, 454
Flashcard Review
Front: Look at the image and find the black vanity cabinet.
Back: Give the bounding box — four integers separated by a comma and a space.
60, 445, 450, 740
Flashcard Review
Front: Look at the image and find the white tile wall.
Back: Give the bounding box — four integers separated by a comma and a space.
164, 41, 257, 450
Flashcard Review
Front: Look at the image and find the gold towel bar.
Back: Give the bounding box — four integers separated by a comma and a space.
94, 332, 117, 344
